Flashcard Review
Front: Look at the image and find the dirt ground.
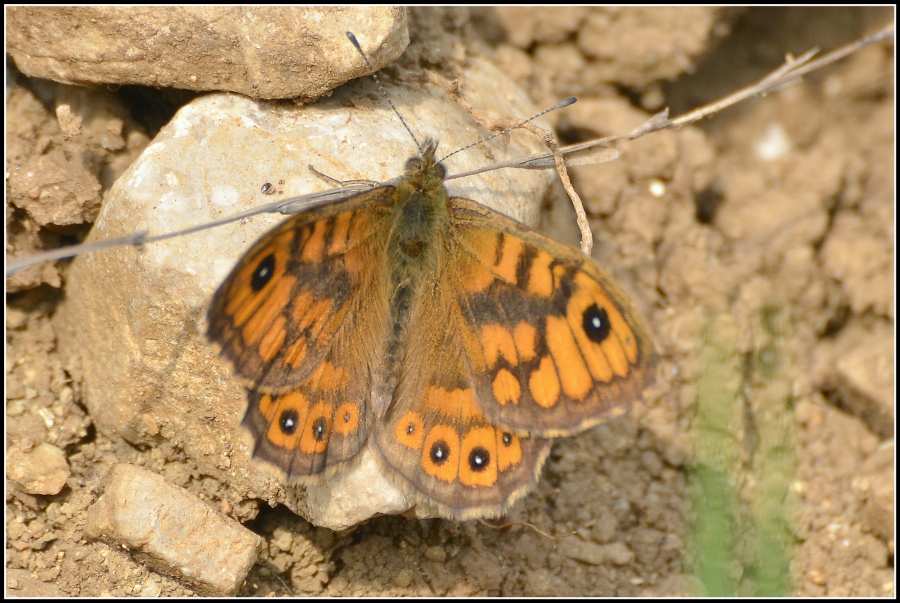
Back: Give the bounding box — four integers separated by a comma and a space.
6, 7, 894, 597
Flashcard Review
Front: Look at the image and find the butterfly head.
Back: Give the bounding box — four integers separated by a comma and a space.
402, 138, 446, 190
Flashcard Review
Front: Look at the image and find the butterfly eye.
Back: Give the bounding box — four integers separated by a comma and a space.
429, 440, 451, 466
311, 417, 329, 442
468, 446, 490, 472
279, 408, 299, 435
251, 253, 276, 292
581, 303, 612, 344
405, 157, 424, 172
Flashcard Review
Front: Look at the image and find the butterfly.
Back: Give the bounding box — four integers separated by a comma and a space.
206, 133, 658, 520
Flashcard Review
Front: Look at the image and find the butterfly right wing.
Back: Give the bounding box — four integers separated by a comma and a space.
446, 196, 658, 438
208, 188, 394, 479
372, 286, 553, 519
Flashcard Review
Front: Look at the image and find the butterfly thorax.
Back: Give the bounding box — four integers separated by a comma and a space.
387, 140, 451, 287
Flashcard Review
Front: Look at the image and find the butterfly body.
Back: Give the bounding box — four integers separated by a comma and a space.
208, 139, 657, 519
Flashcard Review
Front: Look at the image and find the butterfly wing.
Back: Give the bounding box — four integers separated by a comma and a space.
447, 197, 658, 438
372, 284, 552, 519
371, 195, 655, 517
208, 189, 395, 479
208, 189, 393, 391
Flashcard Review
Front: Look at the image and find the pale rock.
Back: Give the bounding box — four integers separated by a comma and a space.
7, 6, 408, 101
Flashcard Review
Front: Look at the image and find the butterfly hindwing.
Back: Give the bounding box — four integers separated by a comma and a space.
447, 197, 658, 438
241, 353, 371, 479
373, 284, 552, 519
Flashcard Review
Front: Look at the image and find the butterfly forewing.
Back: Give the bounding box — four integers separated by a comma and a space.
447, 197, 658, 438
208, 189, 394, 392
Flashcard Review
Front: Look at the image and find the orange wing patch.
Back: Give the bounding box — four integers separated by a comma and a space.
481, 324, 518, 369
395, 412, 426, 450
492, 369, 521, 405
526, 251, 556, 298
513, 322, 538, 362
529, 355, 561, 409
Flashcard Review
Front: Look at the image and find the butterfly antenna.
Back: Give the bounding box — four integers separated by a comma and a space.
346, 31, 425, 155
437, 96, 577, 165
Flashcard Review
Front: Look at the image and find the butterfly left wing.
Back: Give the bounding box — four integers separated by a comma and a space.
207, 189, 393, 392
208, 190, 396, 480
447, 197, 658, 438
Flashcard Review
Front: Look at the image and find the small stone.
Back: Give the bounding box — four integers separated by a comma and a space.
857, 444, 894, 542
6, 307, 28, 330
563, 537, 607, 565
139, 580, 161, 598
55, 103, 83, 137
833, 325, 893, 438
271, 528, 294, 553
424, 546, 447, 563
524, 568, 572, 597
7, 443, 70, 495
393, 569, 413, 588
140, 414, 160, 437
563, 536, 635, 566
85, 464, 262, 595
603, 541, 636, 566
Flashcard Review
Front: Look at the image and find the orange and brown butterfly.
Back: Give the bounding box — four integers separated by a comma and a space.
206, 131, 658, 519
